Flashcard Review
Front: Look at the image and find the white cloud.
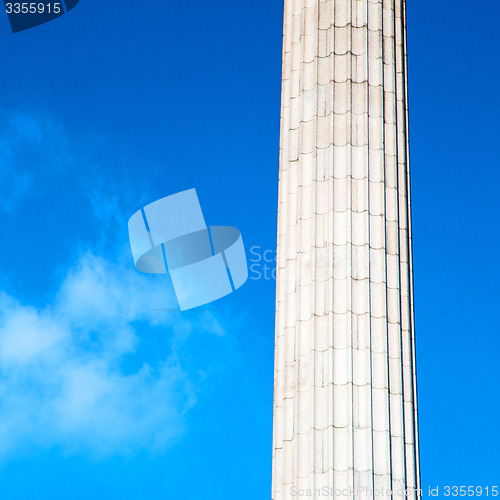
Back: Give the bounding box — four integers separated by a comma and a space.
0, 108, 231, 462
0, 252, 223, 461
0, 300, 67, 366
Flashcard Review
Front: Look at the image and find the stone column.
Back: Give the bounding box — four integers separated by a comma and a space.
272, 0, 420, 498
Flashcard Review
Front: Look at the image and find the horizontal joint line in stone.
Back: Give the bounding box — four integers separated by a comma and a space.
295, 382, 376, 392
284, 83, 385, 98
282, 145, 388, 156
280, 347, 391, 356
297, 424, 385, 435
277, 311, 400, 323
279, 244, 401, 254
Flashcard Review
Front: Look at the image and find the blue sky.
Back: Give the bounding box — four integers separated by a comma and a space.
0, 0, 498, 498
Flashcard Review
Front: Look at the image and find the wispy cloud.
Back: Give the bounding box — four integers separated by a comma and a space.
0, 108, 232, 463
0, 251, 225, 461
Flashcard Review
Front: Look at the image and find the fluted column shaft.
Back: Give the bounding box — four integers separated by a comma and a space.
272, 0, 420, 498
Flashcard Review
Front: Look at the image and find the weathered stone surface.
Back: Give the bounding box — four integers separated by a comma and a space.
272, 1, 420, 498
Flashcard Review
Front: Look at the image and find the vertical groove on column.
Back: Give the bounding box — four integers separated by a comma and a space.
348, 0, 355, 495
381, 0, 395, 492
393, 0, 411, 497
367, 0, 376, 493
294, 0, 304, 493
403, 0, 421, 487
273, 0, 289, 493
364, 0, 377, 495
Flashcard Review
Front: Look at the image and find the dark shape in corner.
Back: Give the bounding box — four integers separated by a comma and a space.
64, 0, 79, 12
4, 0, 80, 33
